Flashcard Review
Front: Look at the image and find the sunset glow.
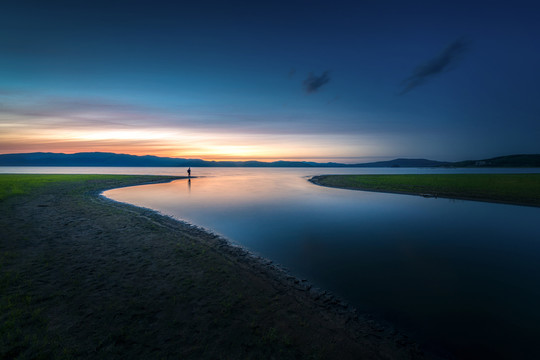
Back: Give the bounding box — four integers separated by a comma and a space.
1, 1, 539, 162
0, 118, 378, 162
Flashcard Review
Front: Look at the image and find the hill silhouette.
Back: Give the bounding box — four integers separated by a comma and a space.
0, 152, 538, 167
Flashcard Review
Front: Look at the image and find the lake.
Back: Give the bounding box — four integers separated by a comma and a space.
4, 166, 540, 358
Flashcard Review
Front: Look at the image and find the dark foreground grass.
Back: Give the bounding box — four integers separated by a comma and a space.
310, 174, 540, 207
0, 174, 425, 359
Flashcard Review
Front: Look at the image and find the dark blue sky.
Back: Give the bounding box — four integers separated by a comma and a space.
1, 0, 539, 161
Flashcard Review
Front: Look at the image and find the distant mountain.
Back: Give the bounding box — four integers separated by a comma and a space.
0, 152, 206, 167
0, 152, 346, 167
450, 154, 540, 168
0, 152, 537, 167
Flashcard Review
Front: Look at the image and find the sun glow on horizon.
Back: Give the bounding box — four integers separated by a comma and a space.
0, 98, 395, 163
0, 118, 382, 162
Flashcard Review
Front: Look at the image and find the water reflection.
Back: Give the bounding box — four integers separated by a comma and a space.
103, 168, 540, 359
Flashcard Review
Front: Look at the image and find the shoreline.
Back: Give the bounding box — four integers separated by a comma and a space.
309, 175, 540, 208
97, 180, 424, 351
1, 175, 435, 359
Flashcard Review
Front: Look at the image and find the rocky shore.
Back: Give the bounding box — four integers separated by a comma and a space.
1, 175, 435, 359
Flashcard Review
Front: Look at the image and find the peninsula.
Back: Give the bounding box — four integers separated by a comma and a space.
310, 174, 540, 207
0, 174, 429, 359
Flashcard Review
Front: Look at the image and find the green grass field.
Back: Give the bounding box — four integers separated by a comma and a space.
311, 174, 540, 206
0, 174, 181, 201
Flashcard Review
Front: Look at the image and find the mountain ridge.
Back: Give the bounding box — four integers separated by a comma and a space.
0, 152, 538, 167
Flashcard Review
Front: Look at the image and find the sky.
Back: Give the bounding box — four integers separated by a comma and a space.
1, 0, 539, 163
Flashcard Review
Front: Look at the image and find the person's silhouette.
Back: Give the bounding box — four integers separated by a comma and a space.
187, 167, 191, 178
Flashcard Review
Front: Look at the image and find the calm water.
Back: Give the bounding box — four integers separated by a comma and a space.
4, 167, 540, 358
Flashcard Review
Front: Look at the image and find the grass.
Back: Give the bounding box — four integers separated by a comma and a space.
311, 174, 540, 207
0, 174, 180, 201
2, 173, 413, 359
0, 174, 184, 359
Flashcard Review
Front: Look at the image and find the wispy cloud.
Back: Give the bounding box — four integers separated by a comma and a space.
0, 89, 407, 161
0, 91, 163, 129
303, 71, 331, 93
1, 90, 409, 139
399, 37, 469, 95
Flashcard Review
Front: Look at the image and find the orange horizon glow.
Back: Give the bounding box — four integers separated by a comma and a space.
0, 123, 386, 163
0, 99, 399, 163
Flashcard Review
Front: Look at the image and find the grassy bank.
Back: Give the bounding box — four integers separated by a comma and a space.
0, 174, 181, 201
0, 174, 425, 359
310, 174, 540, 207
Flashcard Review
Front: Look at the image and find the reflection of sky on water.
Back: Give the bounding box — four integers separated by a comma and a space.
104, 167, 540, 359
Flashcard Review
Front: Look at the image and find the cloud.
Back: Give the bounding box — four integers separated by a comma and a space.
399, 37, 469, 95
0, 92, 164, 128
303, 71, 331, 93
1, 89, 391, 139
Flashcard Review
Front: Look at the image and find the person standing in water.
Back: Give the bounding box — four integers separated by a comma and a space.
187, 167, 191, 178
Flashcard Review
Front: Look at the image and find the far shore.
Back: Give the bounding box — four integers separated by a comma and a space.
310, 174, 540, 207
0, 174, 432, 359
